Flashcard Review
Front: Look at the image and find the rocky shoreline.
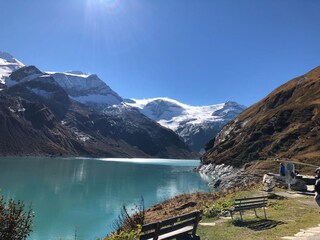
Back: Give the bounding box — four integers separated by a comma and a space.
197, 163, 261, 190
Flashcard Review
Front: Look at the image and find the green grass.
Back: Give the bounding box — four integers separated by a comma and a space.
198, 188, 320, 240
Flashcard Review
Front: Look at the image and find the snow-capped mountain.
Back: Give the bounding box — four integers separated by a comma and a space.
126, 98, 246, 152
48, 71, 122, 107
0, 52, 122, 107
0, 52, 193, 158
0, 51, 24, 88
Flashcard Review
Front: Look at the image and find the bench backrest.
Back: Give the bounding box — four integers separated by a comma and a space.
140, 211, 201, 240
234, 196, 268, 209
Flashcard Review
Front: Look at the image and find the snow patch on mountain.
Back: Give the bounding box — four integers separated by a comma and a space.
127, 97, 230, 131
0, 51, 24, 86
27, 87, 54, 99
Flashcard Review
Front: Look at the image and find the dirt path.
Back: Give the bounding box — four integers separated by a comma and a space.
279, 191, 320, 240
281, 224, 320, 240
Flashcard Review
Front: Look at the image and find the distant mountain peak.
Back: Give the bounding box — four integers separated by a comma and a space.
0, 51, 18, 63
224, 101, 246, 109
0, 52, 122, 107
48, 71, 123, 106
126, 97, 246, 152
0, 52, 25, 86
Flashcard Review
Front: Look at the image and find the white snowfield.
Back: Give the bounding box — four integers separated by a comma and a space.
126, 97, 244, 131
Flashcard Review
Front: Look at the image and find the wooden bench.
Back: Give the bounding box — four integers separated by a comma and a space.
229, 196, 268, 221
140, 211, 202, 240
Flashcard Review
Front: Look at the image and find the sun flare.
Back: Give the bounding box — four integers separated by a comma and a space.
89, 0, 119, 8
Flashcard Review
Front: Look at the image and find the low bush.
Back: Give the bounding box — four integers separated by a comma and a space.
112, 197, 145, 233
105, 225, 141, 240
105, 198, 145, 240
202, 199, 234, 218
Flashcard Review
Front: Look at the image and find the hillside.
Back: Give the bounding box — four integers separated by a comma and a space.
202, 66, 320, 167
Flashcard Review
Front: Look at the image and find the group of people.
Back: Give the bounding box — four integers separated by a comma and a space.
279, 162, 298, 178
280, 163, 320, 206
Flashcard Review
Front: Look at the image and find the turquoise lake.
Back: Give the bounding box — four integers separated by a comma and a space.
0, 157, 210, 240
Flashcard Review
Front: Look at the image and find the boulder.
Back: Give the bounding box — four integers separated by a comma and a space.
263, 173, 307, 192
209, 171, 261, 190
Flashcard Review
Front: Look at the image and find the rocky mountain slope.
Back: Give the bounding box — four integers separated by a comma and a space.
0, 52, 194, 158
126, 98, 245, 152
48, 71, 123, 108
202, 66, 320, 167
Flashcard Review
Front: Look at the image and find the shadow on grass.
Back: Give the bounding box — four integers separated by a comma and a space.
232, 219, 285, 231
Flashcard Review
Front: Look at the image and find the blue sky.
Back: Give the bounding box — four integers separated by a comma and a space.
1, 0, 320, 106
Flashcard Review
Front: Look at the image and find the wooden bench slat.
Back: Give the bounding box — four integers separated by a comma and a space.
234, 196, 267, 201
234, 202, 267, 208
235, 199, 268, 203
159, 211, 199, 226
158, 226, 193, 240
144, 226, 193, 240
141, 219, 195, 239
140, 211, 201, 240
234, 200, 267, 206
142, 222, 158, 232
158, 219, 195, 236
142, 211, 199, 232
233, 203, 267, 211
235, 199, 267, 204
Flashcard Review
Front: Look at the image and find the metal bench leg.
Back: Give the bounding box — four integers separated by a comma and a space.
254, 208, 258, 218
230, 211, 233, 220
263, 207, 267, 219
240, 211, 243, 221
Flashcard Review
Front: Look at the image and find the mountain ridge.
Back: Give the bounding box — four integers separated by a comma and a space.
202, 66, 320, 167
0, 52, 195, 159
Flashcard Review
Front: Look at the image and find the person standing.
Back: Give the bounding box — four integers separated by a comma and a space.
279, 163, 286, 177
315, 167, 320, 179
315, 178, 320, 207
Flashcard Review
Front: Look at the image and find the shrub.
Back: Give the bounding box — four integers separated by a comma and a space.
202, 199, 234, 218
0, 197, 34, 240
112, 198, 145, 239
105, 225, 141, 240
